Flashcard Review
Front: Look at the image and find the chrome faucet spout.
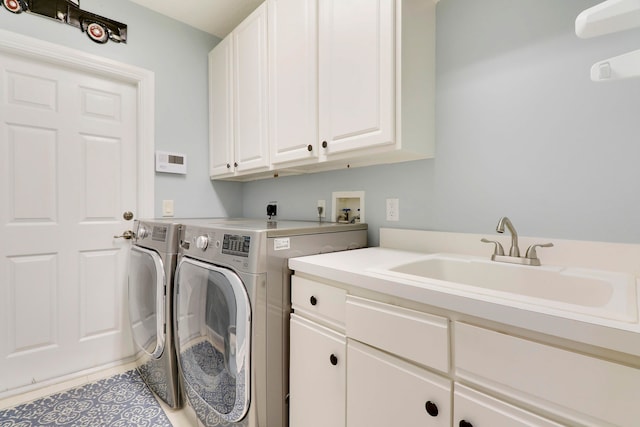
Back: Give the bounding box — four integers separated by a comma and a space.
496, 216, 520, 257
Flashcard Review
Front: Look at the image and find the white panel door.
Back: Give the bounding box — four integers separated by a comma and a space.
347, 340, 452, 427
268, 0, 319, 165
289, 314, 346, 427
209, 35, 235, 177
318, 0, 395, 154
233, 2, 270, 173
0, 51, 138, 392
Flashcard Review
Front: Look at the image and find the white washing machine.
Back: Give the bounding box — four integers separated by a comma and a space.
174, 220, 367, 426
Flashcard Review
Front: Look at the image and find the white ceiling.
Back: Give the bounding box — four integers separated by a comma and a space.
128, 0, 264, 38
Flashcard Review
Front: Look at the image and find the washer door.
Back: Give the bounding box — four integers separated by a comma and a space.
175, 257, 251, 424
128, 246, 166, 359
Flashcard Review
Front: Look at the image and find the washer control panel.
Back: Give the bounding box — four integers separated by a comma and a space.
180, 225, 264, 273
222, 234, 250, 257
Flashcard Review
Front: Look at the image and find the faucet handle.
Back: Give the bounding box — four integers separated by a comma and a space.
525, 243, 554, 260
481, 238, 505, 256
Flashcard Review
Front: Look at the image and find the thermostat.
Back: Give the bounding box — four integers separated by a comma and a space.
155, 151, 187, 174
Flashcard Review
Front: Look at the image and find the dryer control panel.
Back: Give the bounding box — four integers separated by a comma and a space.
222, 234, 251, 257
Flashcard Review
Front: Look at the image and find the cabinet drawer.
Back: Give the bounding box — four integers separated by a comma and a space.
346, 295, 449, 373
454, 383, 564, 427
291, 276, 346, 329
347, 340, 451, 427
455, 322, 640, 427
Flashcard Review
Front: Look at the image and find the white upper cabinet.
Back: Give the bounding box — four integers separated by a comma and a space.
209, 3, 269, 178
318, 0, 436, 168
268, 0, 319, 166
208, 36, 234, 177
318, 0, 396, 155
233, 3, 270, 173
209, 0, 436, 180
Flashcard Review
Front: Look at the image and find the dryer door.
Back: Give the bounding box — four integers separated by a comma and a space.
128, 246, 166, 358
175, 257, 251, 424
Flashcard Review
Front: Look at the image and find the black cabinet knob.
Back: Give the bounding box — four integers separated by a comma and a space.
226, 163, 231, 169
459, 420, 473, 427
234, 162, 238, 167
309, 296, 317, 306
425, 401, 438, 417
329, 354, 338, 365
307, 144, 313, 152
321, 140, 328, 148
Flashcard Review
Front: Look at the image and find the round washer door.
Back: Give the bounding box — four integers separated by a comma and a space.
175, 257, 251, 424
128, 245, 166, 359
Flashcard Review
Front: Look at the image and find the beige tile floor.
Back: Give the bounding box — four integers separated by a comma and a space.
0, 362, 201, 426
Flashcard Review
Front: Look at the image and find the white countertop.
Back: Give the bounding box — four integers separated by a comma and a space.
289, 246, 640, 359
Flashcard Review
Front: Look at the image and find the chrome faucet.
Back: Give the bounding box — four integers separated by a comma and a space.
481, 216, 553, 266
496, 216, 520, 257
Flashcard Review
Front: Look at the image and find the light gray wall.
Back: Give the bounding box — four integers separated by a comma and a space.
0, 0, 243, 219
242, 0, 640, 246
6, 0, 640, 245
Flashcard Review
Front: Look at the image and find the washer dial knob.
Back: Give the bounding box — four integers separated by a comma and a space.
195, 235, 209, 250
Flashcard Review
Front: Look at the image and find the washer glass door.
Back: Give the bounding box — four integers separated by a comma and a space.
128, 245, 166, 358
175, 257, 251, 424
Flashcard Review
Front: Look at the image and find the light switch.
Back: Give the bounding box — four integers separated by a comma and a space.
162, 200, 174, 217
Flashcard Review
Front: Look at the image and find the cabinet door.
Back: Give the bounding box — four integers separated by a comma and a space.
268, 0, 319, 165
290, 314, 346, 427
318, 0, 395, 155
455, 322, 640, 426
347, 340, 451, 427
454, 384, 564, 427
208, 35, 234, 177
233, 2, 270, 173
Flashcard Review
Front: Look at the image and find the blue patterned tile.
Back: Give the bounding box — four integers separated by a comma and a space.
0, 370, 172, 427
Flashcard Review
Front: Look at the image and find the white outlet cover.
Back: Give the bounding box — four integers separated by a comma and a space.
386, 198, 399, 221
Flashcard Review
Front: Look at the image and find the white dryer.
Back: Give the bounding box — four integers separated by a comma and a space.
174, 220, 367, 426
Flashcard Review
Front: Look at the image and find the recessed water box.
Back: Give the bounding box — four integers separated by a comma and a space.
332, 191, 365, 224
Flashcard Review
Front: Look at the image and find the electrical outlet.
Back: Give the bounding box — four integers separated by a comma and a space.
386, 198, 399, 221
267, 202, 277, 219
317, 200, 326, 218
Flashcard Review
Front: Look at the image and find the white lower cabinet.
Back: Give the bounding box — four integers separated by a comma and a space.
454, 384, 564, 427
455, 322, 640, 427
347, 340, 451, 427
289, 274, 640, 427
289, 314, 346, 427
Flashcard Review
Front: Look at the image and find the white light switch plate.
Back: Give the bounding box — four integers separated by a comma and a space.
162, 200, 174, 217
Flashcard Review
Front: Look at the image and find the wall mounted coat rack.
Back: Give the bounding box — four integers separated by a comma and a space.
1, 0, 127, 44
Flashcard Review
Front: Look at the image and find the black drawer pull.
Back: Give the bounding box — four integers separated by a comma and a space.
329, 354, 338, 365
309, 295, 317, 306
425, 401, 438, 417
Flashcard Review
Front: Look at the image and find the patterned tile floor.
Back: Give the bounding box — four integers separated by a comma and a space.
0, 369, 198, 427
